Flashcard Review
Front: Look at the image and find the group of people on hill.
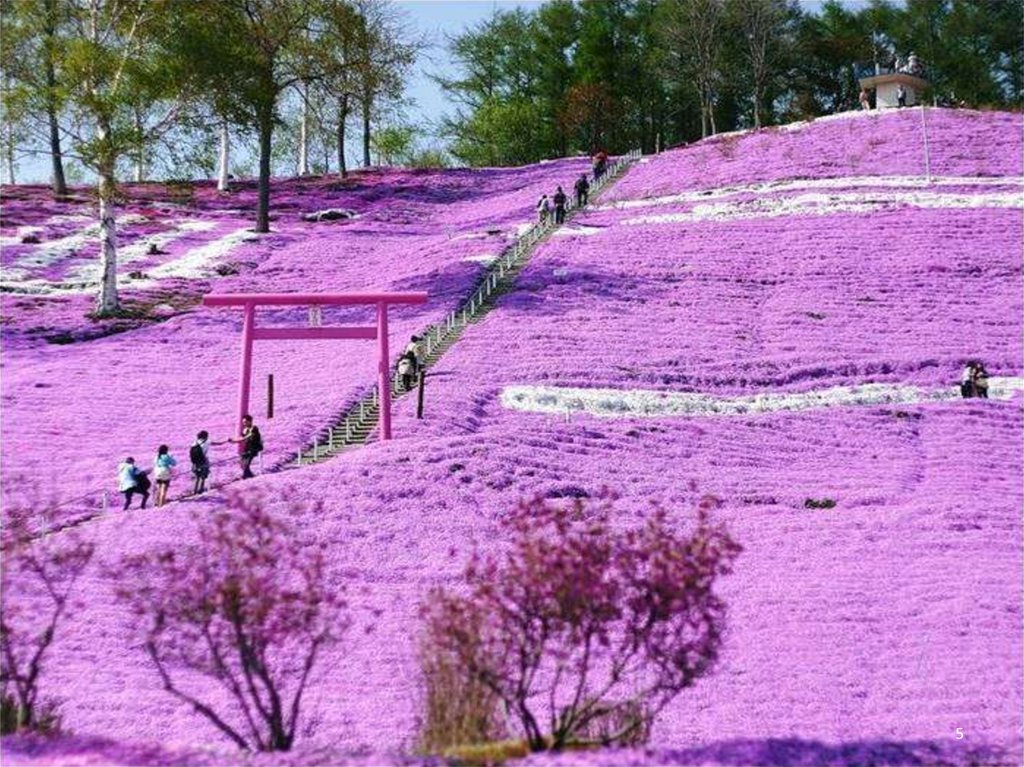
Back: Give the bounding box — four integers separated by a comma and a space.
117, 416, 264, 510
960, 361, 990, 399
536, 151, 608, 226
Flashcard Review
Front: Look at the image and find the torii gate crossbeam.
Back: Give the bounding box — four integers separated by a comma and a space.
203, 292, 428, 442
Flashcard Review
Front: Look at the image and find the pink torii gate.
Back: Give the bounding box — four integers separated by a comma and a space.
203, 292, 428, 441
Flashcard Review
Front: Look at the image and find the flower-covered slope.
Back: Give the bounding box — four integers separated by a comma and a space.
0, 159, 588, 505
3, 108, 1022, 767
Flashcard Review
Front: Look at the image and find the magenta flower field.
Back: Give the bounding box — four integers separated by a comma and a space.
1, 109, 1021, 766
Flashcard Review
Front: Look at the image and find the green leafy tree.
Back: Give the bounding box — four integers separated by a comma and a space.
164, 0, 320, 233
58, 0, 194, 315
351, 0, 419, 168
0, 0, 70, 195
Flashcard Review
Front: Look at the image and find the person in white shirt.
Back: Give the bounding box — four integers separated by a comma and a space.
118, 457, 149, 510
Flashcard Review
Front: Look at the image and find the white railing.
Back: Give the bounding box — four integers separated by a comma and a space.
294, 149, 643, 466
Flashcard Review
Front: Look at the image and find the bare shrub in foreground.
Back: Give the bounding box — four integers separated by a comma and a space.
116, 490, 346, 752
422, 492, 742, 752
0, 496, 94, 733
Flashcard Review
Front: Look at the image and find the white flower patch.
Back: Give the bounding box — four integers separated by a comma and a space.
621, 189, 1024, 227
0, 224, 257, 295
552, 225, 605, 237
141, 227, 259, 282
501, 378, 1024, 419
463, 253, 498, 265
64, 220, 218, 283
13, 214, 149, 268
598, 175, 1024, 211
0, 225, 47, 247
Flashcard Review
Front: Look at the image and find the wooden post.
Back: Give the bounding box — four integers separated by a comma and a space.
417, 369, 426, 419
267, 374, 274, 419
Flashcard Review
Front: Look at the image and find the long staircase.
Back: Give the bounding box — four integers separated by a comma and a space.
33, 151, 641, 539
285, 149, 642, 467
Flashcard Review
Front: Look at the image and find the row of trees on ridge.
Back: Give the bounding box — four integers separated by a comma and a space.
0, 0, 419, 314
439, 0, 1023, 165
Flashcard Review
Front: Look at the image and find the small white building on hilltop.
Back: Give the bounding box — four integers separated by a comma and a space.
859, 71, 930, 108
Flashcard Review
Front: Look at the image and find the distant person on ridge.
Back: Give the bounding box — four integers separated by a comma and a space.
118, 457, 149, 510
227, 415, 263, 479
859, 88, 871, 111
153, 444, 177, 507
574, 174, 590, 207
897, 83, 907, 108
960, 362, 976, 398
973, 362, 990, 399
189, 430, 211, 495
553, 186, 567, 224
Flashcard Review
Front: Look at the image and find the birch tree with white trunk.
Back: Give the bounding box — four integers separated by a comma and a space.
60, 0, 189, 316
217, 119, 230, 191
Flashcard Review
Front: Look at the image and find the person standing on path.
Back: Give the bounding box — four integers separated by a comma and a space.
537, 194, 550, 223
119, 457, 149, 510
405, 335, 423, 373
228, 415, 263, 479
397, 352, 416, 391
897, 84, 907, 108
859, 88, 871, 111
574, 174, 590, 207
153, 445, 177, 507
960, 362, 976, 398
189, 431, 211, 495
553, 186, 567, 224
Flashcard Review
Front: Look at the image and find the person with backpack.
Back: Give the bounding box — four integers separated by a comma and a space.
118, 457, 149, 510
405, 335, 423, 372
397, 352, 416, 392
190, 431, 211, 495
574, 174, 590, 207
152, 445, 177, 507
537, 194, 550, 224
553, 186, 567, 224
228, 415, 263, 479
592, 151, 608, 180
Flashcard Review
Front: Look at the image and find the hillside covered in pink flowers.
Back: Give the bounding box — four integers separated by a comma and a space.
1, 108, 1022, 767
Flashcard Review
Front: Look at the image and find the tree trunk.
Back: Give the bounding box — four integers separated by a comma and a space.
256, 104, 273, 233
217, 120, 230, 191
133, 110, 144, 182
4, 119, 14, 184
43, 0, 67, 197
298, 82, 310, 176
337, 94, 348, 178
753, 92, 761, 129
361, 94, 371, 168
96, 163, 120, 314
